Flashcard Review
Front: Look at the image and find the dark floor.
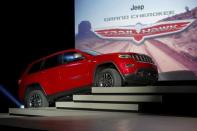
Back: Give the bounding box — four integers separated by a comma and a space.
0, 111, 197, 131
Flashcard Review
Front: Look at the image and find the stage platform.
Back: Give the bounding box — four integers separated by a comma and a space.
9, 108, 132, 117
1, 85, 196, 130
91, 86, 197, 94
73, 95, 162, 102
56, 102, 139, 111
8, 85, 197, 116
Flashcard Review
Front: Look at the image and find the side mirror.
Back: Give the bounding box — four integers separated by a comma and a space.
74, 53, 85, 60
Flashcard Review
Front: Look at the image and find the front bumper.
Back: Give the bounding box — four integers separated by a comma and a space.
123, 68, 158, 85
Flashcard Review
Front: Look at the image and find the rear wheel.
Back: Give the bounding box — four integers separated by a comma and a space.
25, 89, 49, 108
94, 68, 122, 87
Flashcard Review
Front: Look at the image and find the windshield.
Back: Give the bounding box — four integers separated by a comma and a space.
81, 50, 102, 56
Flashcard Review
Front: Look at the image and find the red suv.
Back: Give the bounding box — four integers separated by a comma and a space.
18, 49, 158, 107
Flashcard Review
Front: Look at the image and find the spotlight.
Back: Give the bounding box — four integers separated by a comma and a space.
20, 105, 25, 109
0, 85, 23, 108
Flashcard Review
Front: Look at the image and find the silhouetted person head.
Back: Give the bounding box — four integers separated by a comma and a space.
78, 21, 91, 34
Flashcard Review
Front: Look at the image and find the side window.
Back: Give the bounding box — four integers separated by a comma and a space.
42, 54, 62, 70
28, 61, 43, 74
63, 52, 84, 63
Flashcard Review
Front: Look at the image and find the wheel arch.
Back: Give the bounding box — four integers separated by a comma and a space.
93, 62, 124, 83
24, 83, 47, 102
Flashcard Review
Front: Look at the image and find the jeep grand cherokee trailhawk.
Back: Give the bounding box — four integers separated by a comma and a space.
18, 49, 158, 107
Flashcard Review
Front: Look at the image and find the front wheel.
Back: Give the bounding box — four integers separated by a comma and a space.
25, 90, 49, 108
94, 68, 122, 87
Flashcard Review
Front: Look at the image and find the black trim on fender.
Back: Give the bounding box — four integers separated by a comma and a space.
93, 61, 124, 83
23, 83, 47, 103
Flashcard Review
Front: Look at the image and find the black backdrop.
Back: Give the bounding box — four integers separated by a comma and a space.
0, 1, 74, 112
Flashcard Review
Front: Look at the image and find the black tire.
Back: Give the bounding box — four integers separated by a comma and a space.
94, 68, 122, 87
25, 89, 49, 108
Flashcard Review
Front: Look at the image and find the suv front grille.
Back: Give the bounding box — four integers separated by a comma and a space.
131, 54, 154, 64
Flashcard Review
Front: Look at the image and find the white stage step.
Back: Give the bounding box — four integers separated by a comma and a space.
9, 108, 134, 116
56, 102, 138, 111
9, 108, 60, 116
92, 86, 197, 94
73, 95, 162, 102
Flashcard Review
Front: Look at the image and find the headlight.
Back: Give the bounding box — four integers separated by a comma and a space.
118, 54, 131, 59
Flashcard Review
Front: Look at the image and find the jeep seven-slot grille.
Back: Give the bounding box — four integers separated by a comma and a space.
131, 54, 154, 64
